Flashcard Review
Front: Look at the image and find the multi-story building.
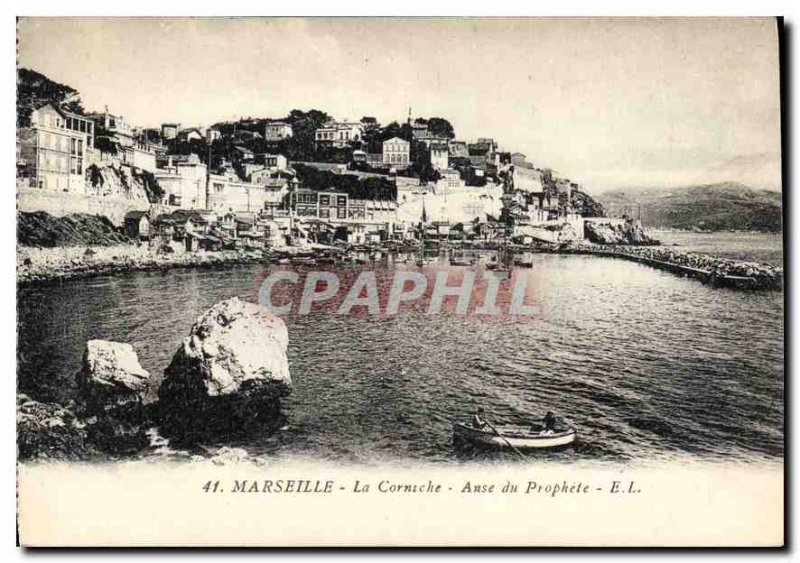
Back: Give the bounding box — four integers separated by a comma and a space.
315, 122, 364, 148
264, 121, 293, 141
412, 123, 450, 146
257, 153, 288, 171
430, 141, 449, 170
154, 153, 208, 209
382, 137, 410, 168
18, 102, 95, 191
207, 172, 271, 214
119, 139, 157, 172
88, 108, 135, 148
448, 141, 469, 159
468, 141, 493, 169
437, 169, 463, 191
287, 187, 399, 244
411, 122, 429, 141
161, 123, 180, 140
360, 117, 379, 131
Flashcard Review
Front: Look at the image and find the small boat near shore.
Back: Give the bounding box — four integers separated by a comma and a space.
486, 262, 509, 272
453, 422, 577, 450
450, 257, 474, 267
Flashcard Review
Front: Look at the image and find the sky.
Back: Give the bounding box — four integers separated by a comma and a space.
18, 17, 782, 193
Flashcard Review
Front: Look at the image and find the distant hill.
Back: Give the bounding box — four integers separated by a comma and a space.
597, 182, 783, 232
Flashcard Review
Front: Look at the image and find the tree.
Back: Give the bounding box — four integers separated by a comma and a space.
426, 117, 455, 139
17, 67, 85, 127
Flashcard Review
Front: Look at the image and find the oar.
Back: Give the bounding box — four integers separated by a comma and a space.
485, 420, 526, 460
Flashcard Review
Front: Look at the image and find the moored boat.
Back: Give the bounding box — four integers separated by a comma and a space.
453, 422, 576, 449
450, 257, 474, 266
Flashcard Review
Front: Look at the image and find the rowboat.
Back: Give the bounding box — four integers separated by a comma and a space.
453, 422, 577, 449
486, 262, 509, 272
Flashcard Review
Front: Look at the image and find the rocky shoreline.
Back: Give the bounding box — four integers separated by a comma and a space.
17, 244, 267, 285
18, 297, 292, 462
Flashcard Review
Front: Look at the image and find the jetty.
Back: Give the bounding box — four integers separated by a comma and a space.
560, 246, 782, 290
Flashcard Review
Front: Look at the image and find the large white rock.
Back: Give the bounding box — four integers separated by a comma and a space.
162, 297, 291, 399
78, 340, 150, 402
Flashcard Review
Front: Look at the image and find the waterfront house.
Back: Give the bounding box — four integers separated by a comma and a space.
264, 121, 293, 141
207, 172, 268, 214
154, 153, 208, 209
19, 102, 94, 192
382, 137, 410, 168
123, 210, 150, 240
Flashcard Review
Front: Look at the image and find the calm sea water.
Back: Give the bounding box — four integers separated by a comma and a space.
653, 231, 784, 267
17, 247, 783, 464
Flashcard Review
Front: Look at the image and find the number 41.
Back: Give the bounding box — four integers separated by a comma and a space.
202, 480, 221, 493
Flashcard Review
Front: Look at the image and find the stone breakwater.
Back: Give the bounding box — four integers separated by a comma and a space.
17, 298, 292, 461
17, 244, 266, 285
563, 244, 783, 290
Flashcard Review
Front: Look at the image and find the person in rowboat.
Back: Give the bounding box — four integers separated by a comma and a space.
472, 407, 489, 430
539, 411, 557, 434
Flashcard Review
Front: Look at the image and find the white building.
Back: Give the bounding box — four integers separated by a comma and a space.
154, 153, 208, 209
382, 137, 410, 167
19, 102, 95, 192
430, 142, 449, 170
259, 153, 288, 171
264, 121, 293, 141
315, 122, 364, 148
207, 172, 278, 214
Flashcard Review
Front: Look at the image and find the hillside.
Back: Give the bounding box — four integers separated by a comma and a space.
597, 182, 782, 232
17, 67, 85, 127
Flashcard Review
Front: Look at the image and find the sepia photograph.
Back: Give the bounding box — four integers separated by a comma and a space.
14, 15, 784, 547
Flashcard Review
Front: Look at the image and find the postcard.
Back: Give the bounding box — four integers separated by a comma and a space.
15, 16, 784, 547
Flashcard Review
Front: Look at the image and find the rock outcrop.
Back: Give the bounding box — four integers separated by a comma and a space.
584, 219, 660, 245
158, 298, 291, 440
76, 340, 152, 453
17, 394, 90, 461
77, 340, 150, 406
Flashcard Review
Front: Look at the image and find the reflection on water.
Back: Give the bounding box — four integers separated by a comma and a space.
17, 252, 783, 463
